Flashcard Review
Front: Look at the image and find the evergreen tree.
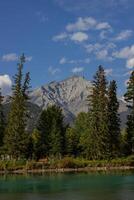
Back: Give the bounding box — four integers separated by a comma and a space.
66, 127, 79, 157
37, 105, 66, 158
107, 80, 120, 158
4, 54, 31, 159
88, 66, 109, 159
0, 89, 5, 147
31, 129, 42, 160
124, 70, 134, 155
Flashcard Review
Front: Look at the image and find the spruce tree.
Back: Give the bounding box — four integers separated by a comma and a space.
4, 54, 31, 159
107, 80, 120, 158
88, 66, 109, 159
124, 70, 134, 155
37, 105, 66, 158
0, 89, 5, 147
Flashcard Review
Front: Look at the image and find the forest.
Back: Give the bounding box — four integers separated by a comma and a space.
0, 54, 134, 170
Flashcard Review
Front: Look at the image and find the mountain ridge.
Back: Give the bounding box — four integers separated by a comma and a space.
3, 75, 128, 129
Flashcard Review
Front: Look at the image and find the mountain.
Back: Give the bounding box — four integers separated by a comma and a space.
29, 75, 128, 128
3, 75, 128, 129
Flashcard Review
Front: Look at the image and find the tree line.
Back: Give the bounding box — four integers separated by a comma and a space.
0, 54, 134, 160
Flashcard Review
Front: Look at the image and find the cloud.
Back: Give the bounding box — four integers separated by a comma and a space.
25, 56, 33, 62
99, 30, 108, 39
2, 53, 32, 62
97, 49, 109, 60
85, 42, 115, 61
59, 57, 67, 64
59, 57, 90, 64
71, 67, 84, 73
126, 57, 134, 69
70, 32, 88, 42
113, 45, 134, 68
55, 0, 130, 13
48, 66, 61, 75
66, 17, 111, 32
66, 17, 97, 32
114, 30, 133, 41
113, 45, 134, 59
0, 74, 12, 94
105, 68, 113, 76
96, 22, 111, 30
52, 32, 68, 41
2, 53, 18, 62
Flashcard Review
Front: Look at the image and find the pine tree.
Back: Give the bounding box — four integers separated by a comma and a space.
4, 54, 31, 159
66, 113, 88, 157
107, 80, 120, 158
124, 70, 134, 155
37, 105, 66, 158
0, 89, 5, 147
88, 66, 109, 159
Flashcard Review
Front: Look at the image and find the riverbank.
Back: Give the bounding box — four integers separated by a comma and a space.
0, 156, 134, 174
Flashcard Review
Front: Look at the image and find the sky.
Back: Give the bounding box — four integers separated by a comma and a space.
0, 0, 134, 96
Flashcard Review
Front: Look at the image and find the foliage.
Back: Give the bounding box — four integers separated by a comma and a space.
107, 80, 120, 158
4, 54, 31, 159
124, 70, 134, 155
37, 105, 66, 158
87, 66, 109, 159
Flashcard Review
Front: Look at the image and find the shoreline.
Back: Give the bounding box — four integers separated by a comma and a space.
0, 166, 134, 174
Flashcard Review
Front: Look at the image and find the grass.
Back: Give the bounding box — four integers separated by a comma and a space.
0, 156, 134, 172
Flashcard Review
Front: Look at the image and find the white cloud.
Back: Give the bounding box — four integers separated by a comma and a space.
85, 42, 115, 61
97, 49, 109, 60
2, 53, 32, 62
0, 74, 12, 94
48, 66, 61, 75
70, 32, 88, 42
71, 67, 84, 73
66, 17, 111, 32
96, 22, 111, 30
105, 68, 113, 76
59, 57, 67, 64
113, 45, 134, 68
100, 31, 108, 39
52, 32, 68, 41
114, 30, 133, 41
25, 56, 33, 62
2, 53, 18, 62
66, 17, 97, 32
85, 43, 102, 53
113, 45, 134, 59
126, 57, 134, 69
59, 57, 90, 64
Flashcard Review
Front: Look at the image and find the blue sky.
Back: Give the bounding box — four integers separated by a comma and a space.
0, 0, 134, 96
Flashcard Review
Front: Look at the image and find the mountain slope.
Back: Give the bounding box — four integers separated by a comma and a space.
29, 75, 128, 127
3, 76, 128, 129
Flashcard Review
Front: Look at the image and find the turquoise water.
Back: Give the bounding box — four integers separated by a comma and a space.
0, 172, 134, 200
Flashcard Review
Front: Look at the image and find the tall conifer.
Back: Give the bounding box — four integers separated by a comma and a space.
107, 80, 120, 158
88, 66, 109, 159
124, 70, 134, 155
4, 54, 30, 159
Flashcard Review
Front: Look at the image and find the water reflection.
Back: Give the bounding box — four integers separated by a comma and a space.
0, 172, 134, 200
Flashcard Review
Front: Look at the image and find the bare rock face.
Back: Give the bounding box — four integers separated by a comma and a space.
29, 75, 128, 127
3, 76, 128, 129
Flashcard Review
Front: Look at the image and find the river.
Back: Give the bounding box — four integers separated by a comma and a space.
0, 172, 134, 200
